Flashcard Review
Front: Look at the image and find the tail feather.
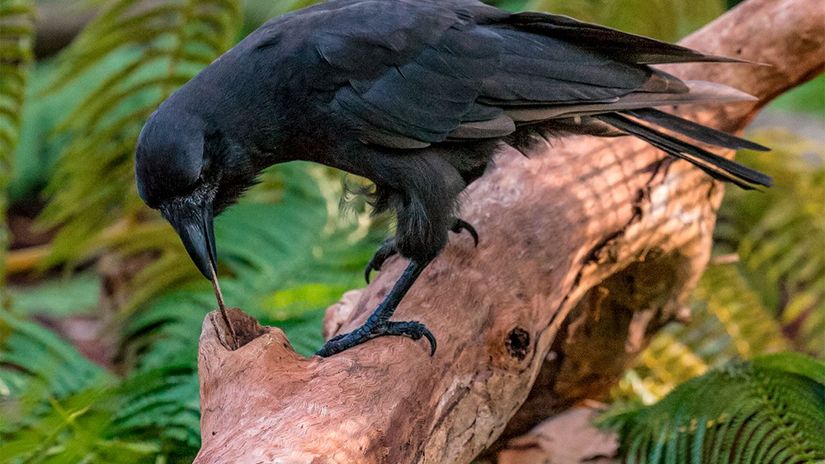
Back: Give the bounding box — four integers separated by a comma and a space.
625, 108, 770, 152
596, 113, 772, 189
494, 12, 771, 190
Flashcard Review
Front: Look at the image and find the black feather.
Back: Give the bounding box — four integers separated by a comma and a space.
501, 12, 749, 65
625, 109, 770, 151
596, 113, 772, 188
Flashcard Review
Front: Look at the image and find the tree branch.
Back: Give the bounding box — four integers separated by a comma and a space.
195, 0, 824, 462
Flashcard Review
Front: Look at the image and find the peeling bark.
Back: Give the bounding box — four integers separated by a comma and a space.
195, 0, 825, 462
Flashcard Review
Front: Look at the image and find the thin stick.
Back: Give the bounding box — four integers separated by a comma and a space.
210, 264, 238, 349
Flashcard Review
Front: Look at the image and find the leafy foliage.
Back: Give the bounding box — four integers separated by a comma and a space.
0, 0, 33, 159
37, 0, 243, 268
0, 0, 34, 291
9, 272, 100, 317
724, 133, 825, 356
0, 310, 136, 463
603, 353, 825, 464
0, 308, 205, 463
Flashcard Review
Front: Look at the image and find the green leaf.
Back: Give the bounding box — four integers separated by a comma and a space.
603, 353, 825, 464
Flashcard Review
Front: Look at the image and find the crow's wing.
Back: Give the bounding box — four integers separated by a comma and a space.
300, 1, 507, 148
282, 0, 687, 149
252, 1, 769, 189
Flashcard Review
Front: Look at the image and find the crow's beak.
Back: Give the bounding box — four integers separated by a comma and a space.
167, 203, 218, 281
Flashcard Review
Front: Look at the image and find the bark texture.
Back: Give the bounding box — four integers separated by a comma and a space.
195, 0, 825, 462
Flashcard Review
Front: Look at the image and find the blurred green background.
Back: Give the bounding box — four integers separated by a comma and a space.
0, 0, 822, 462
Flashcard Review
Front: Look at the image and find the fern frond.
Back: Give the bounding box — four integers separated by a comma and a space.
626, 333, 709, 401
0, 0, 33, 155
0, 310, 132, 462
38, 0, 243, 267
0, 385, 161, 464
603, 353, 825, 464
0, 311, 198, 462
718, 132, 825, 357
110, 366, 201, 450
693, 264, 789, 358
0, 0, 34, 292
0, 310, 108, 399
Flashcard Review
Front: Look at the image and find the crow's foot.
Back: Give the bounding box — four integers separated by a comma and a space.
364, 237, 398, 283
451, 218, 479, 246
316, 320, 436, 357
364, 218, 478, 283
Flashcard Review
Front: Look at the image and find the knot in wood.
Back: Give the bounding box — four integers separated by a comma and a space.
505, 327, 531, 360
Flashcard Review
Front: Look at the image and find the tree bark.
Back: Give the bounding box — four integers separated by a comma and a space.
195, 0, 824, 462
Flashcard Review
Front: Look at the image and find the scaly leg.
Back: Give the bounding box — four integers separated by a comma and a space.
317, 259, 436, 357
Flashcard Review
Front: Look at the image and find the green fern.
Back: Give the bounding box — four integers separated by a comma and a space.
723, 133, 825, 356
0, 310, 197, 463
0, 0, 32, 158
0, 310, 127, 462
602, 353, 825, 464
0, 0, 34, 294
37, 0, 243, 268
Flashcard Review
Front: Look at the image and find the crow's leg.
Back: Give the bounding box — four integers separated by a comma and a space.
317, 257, 435, 357
327, 151, 465, 356
363, 218, 479, 283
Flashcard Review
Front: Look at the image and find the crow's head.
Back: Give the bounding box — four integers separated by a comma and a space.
135, 109, 219, 281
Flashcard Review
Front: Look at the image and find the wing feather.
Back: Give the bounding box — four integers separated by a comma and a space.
278, 0, 758, 150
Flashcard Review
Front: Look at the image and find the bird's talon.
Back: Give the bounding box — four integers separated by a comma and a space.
383, 321, 437, 355
364, 238, 398, 283
364, 264, 376, 284
451, 218, 479, 247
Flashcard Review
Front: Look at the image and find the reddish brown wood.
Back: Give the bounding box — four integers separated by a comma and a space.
195, 1, 824, 462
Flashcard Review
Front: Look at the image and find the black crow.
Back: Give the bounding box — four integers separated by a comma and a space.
135, 0, 770, 356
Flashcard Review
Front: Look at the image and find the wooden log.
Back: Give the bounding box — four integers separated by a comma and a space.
195, 0, 824, 462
